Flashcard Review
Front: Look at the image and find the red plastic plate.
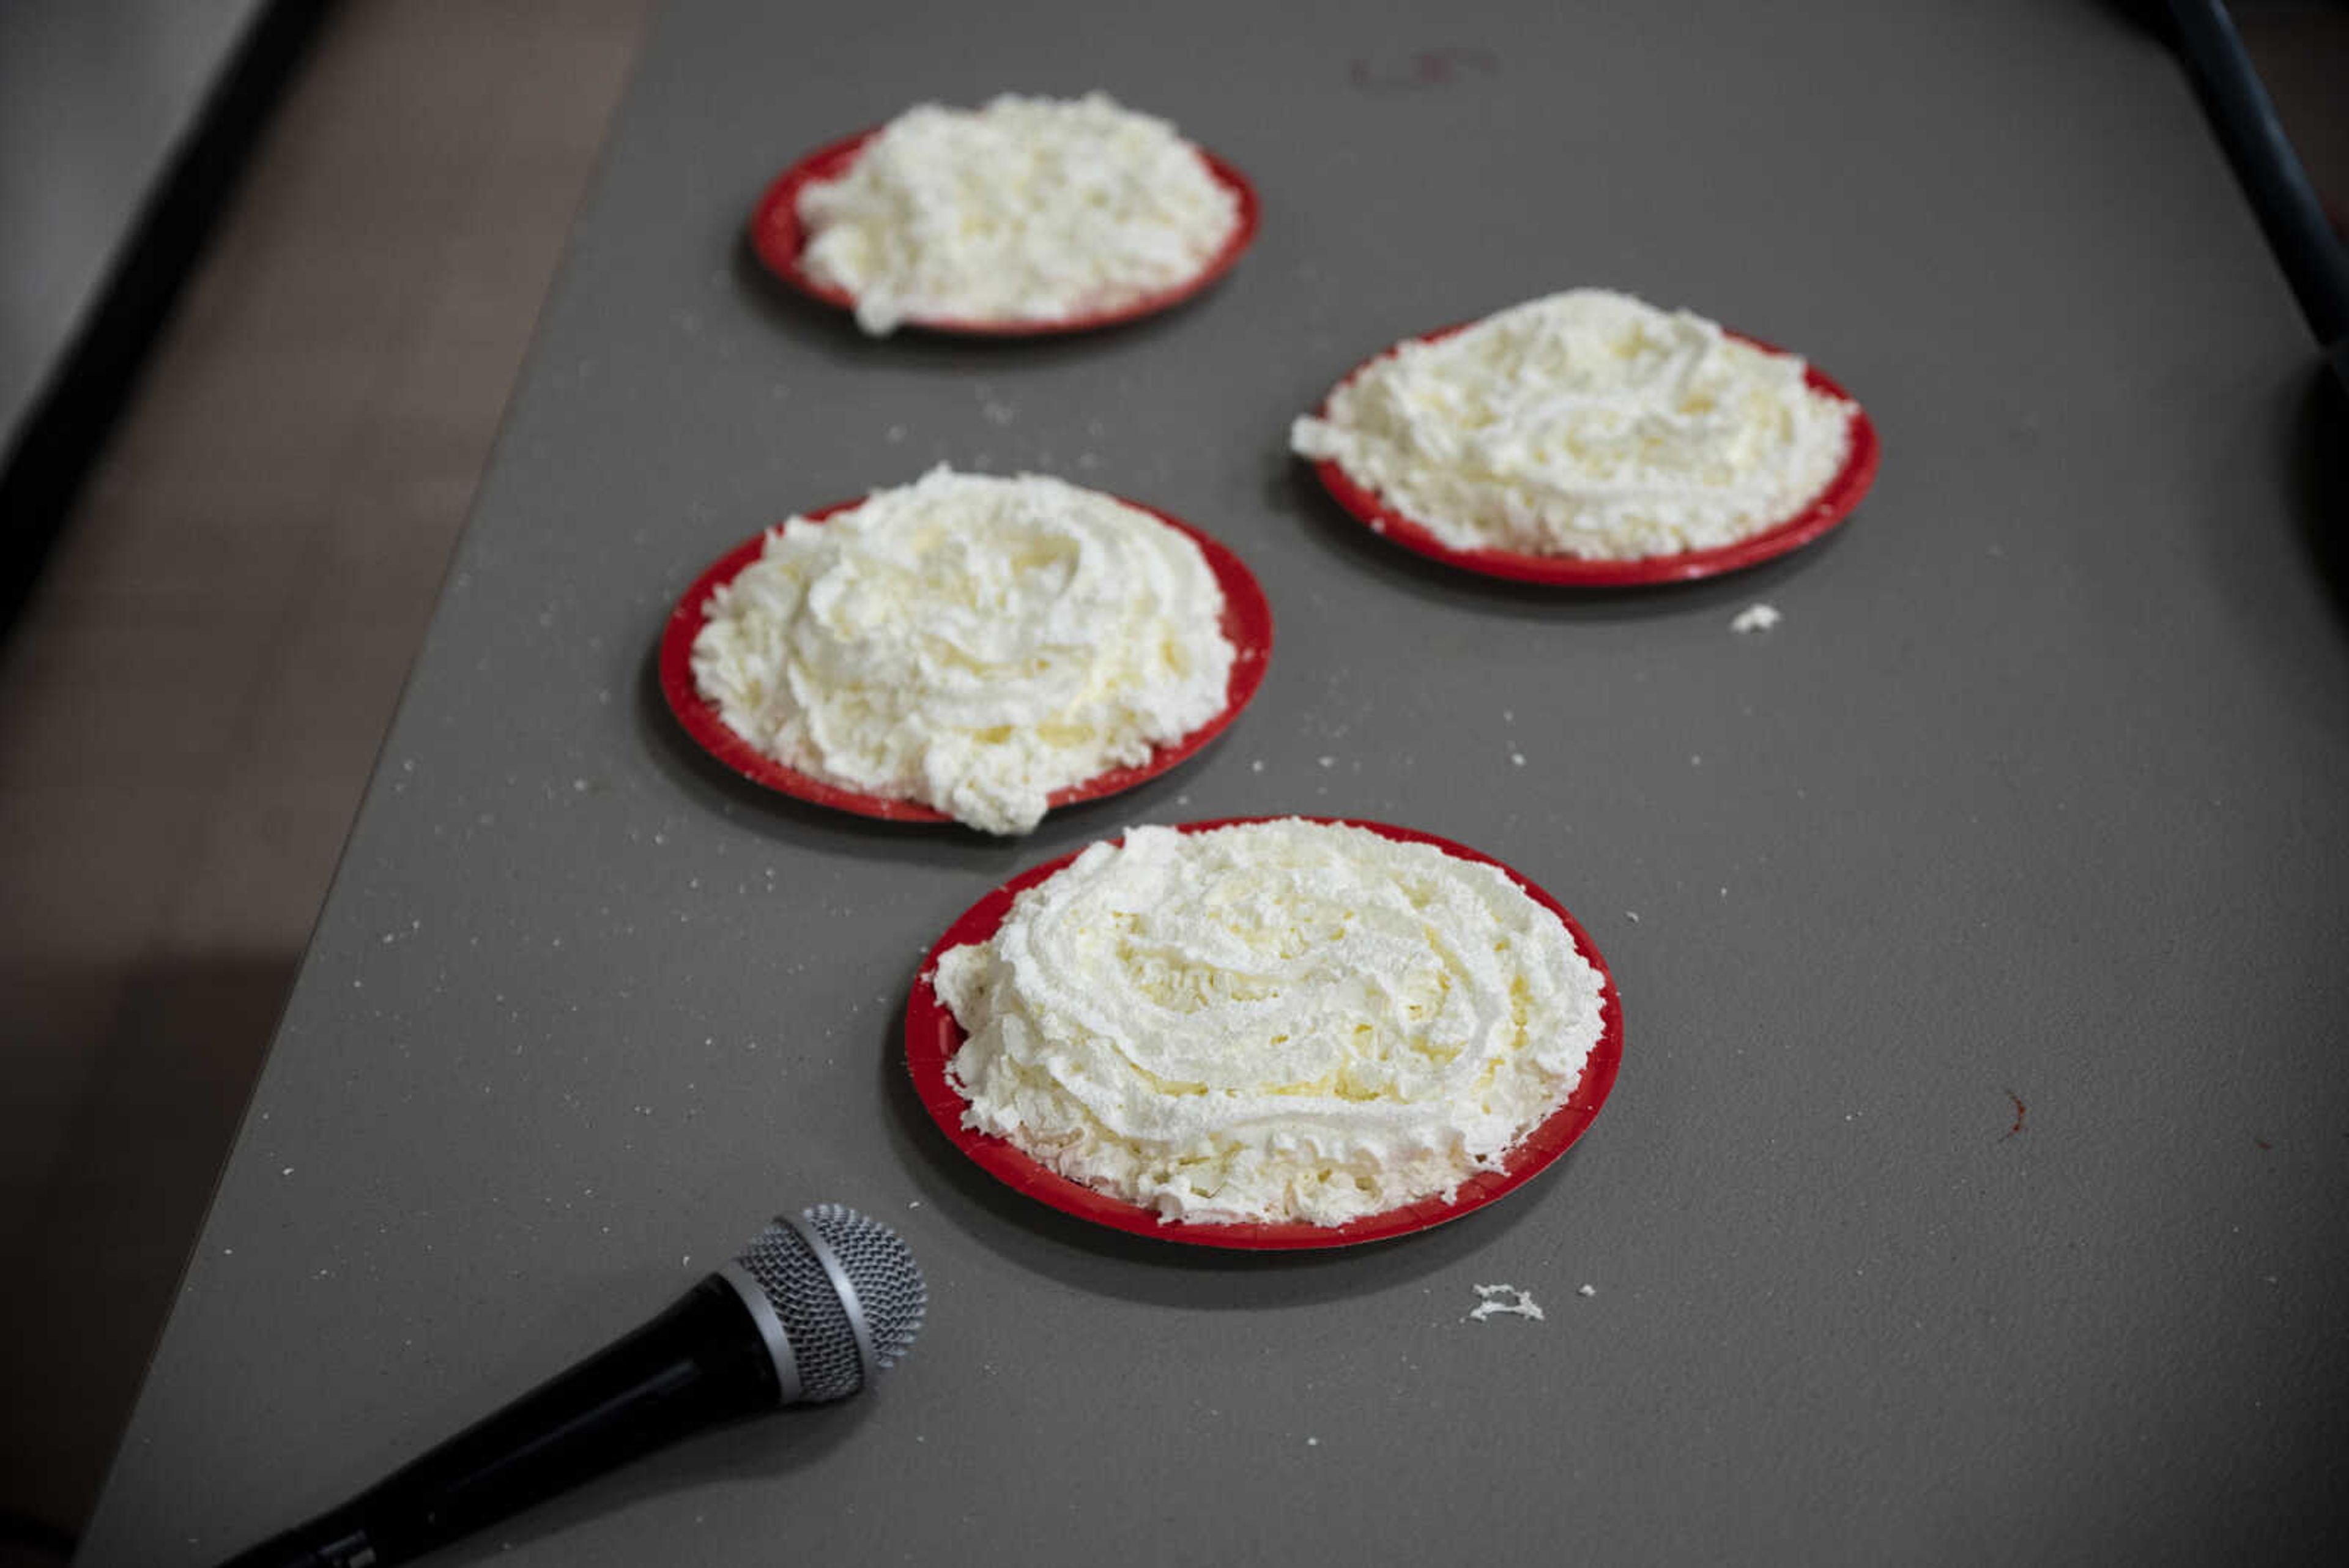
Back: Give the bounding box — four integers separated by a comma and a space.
905, 817, 1625, 1250
749, 127, 1261, 335
659, 497, 1273, 825
1307, 322, 1880, 585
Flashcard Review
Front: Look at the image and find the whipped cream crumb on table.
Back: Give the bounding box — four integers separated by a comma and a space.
1292, 288, 1858, 561
1468, 1284, 1545, 1323
796, 92, 1241, 335
689, 468, 1234, 835
933, 819, 1608, 1227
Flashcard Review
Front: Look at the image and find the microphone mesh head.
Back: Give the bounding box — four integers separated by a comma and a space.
734, 1205, 926, 1402
803, 1202, 927, 1373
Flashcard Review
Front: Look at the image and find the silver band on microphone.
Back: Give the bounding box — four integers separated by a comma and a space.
785, 1212, 877, 1390
715, 1260, 802, 1406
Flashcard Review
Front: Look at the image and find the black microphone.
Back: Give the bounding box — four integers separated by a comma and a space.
219, 1204, 926, 1568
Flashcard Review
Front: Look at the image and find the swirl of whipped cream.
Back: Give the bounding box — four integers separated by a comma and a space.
690, 469, 1234, 835
933, 820, 1607, 1227
798, 92, 1239, 335
1290, 288, 1857, 560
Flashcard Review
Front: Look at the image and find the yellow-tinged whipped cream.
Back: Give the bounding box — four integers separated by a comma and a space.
799, 92, 1239, 335
689, 469, 1233, 836
1290, 289, 1856, 560
933, 820, 1606, 1226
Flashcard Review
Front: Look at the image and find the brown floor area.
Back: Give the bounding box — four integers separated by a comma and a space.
0, 0, 2340, 1559
0, 1, 653, 1551
2238, 4, 2349, 237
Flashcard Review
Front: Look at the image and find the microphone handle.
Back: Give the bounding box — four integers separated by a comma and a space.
219, 1275, 782, 1568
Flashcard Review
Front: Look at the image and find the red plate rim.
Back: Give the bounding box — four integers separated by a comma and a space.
749, 126, 1262, 336
1307, 321, 1881, 585
658, 496, 1274, 825
903, 816, 1626, 1250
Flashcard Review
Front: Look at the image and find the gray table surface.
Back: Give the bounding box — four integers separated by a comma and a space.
81, 0, 2349, 1562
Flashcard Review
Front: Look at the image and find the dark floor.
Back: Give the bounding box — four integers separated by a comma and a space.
0, 1, 653, 1555
0, 0, 2338, 1559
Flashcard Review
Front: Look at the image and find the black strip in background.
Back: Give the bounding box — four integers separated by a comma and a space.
0, 1505, 77, 1561
0, 0, 339, 645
